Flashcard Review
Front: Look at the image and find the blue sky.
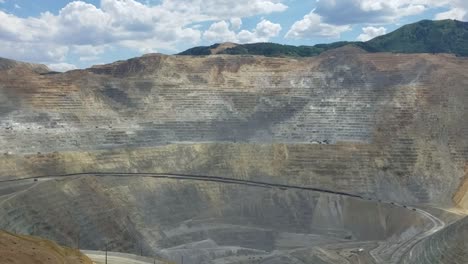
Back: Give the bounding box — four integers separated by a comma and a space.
0, 0, 466, 71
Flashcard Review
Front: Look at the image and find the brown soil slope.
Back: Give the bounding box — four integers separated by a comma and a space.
0, 230, 92, 264
453, 163, 468, 210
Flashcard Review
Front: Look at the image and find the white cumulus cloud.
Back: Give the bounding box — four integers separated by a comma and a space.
310, 0, 468, 25
286, 0, 468, 41
204, 19, 281, 43
313, 0, 432, 25
203, 21, 238, 43
285, 12, 351, 39
230, 18, 242, 31
160, 0, 287, 19
435, 8, 466, 20
0, 0, 288, 66
48, 62, 78, 72
357, 26, 387, 41
434, 0, 468, 20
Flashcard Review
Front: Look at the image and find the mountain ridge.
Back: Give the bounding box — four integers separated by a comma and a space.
0, 57, 50, 73
0, 20, 466, 74
179, 19, 468, 57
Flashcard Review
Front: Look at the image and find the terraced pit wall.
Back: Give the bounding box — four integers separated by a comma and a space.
0, 46, 467, 208
401, 216, 468, 264
0, 46, 467, 263
0, 176, 431, 263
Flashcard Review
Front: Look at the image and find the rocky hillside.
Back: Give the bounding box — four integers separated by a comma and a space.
0, 230, 92, 264
0, 58, 49, 73
364, 19, 468, 56
180, 19, 468, 57
0, 46, 466, 263
0, 46, 466, 208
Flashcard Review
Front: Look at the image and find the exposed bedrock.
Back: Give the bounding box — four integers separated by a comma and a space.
0, 176, 430, 264
0, 142, 465, 210
0, 47, 467, 263
0, 47, 466, 209
401, 216, 468, 264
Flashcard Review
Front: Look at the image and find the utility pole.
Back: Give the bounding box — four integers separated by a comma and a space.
76, 230, 80, 250
181, 255, 184, 264
105, 241, 108, 264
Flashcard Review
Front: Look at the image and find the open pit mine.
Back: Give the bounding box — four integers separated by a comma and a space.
0, 46, 467, 264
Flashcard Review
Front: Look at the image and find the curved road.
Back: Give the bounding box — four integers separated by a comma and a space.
0, 172, 446, 264
0, 172, 364, 198
82, 250, 171, 264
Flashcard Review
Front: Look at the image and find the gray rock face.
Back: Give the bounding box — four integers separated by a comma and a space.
401, 216, 468, 264
0, 176, 430, 264
0, 47, 466, 263
0, 48, 466, 206
0, 57, 49, 73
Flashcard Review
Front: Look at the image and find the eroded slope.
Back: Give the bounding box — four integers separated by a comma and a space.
0, 47, 467, 263
401, 216, 468, 264
0, 47, 466, 209
0, 230, 92, 264
0, 176, 430, 263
